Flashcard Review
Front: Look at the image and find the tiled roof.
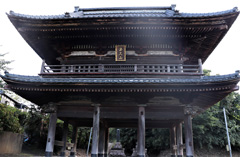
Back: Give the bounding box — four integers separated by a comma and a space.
8, 7, 238, 20
1, 71, 239, 85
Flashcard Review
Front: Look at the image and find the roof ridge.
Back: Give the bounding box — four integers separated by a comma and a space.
7, 7, 238, 19
77, 5, 175, 12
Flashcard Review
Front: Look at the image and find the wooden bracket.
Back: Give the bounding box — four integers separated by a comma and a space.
41, 103, 57, 113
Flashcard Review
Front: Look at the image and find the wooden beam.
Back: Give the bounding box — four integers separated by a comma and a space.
57, 110, 184, 120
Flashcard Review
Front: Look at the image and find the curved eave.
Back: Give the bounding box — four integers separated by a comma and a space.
7, 7, 238, 20
1, 72, 239, 86
1, 72, 239, 107
7, 8, 239, 28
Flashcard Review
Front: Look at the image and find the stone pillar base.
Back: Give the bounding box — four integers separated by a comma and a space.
45, 151, 53, 157
98, 154, 104, 157
70, 151, 76, 157
109, 142, 126, 156
60, 151, 65, 156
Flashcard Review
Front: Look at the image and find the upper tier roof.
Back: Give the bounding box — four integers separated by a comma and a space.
8, 6, 238, 19
7, 6, 239, 65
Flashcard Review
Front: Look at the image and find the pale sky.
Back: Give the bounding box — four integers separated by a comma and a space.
0, 0, 240, 76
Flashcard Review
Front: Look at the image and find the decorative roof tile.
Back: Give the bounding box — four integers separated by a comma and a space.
7, 7, 238, 20
1, 71, 239, 85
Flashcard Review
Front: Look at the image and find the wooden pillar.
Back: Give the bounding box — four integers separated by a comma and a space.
184, 113, 194, 157
104, 127, 109, 157
98, 122, 106, 157
170, 125, 177, 157
177, 123, 183, 157
70, 125, 78, 157
45, 112, 57, 157
91, 105, 100, 157
60, 120, 69, 157
137, 106, 145, 157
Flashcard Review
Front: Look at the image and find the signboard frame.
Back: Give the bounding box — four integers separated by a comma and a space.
115, 45, 126, 61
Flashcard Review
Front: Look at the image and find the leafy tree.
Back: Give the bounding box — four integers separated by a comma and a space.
145, 128, 169, 154
109, 128, 117, 142
119, 128, 169, 155
192, 92, 240, 150
203, 69, 211, 76
0, 46, 12, 87
120, 128, 137, 154
24, 105, 49, 147
0, 53, 11, 72
0, 103, 26, 133
77, 127, 92, 149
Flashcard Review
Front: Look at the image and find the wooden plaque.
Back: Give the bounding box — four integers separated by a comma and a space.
115, 45, 126, 61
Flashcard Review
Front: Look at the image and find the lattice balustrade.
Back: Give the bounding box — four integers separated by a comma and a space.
41, 62, 203, 75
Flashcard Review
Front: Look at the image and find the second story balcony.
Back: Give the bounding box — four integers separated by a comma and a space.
40, 59, 203, 78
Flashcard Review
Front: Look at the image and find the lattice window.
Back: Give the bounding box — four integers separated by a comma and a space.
104, 65, 135, 72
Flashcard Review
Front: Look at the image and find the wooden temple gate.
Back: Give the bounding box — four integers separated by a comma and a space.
1, 5, 240, 157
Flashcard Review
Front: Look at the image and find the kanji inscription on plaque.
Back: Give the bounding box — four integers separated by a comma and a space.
115, 45, 126, 61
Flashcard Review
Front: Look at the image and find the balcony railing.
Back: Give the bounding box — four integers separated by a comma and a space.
40, 59, 203, 76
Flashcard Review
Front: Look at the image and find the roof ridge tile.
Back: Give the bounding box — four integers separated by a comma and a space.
1, 72, 239, 84
8, 7, 238, 20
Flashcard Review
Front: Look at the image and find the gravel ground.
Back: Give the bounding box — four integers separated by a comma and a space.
1, 145, 240, 157
158, 147, 240, 157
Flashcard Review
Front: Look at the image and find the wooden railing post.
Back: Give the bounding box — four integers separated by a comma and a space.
178, 64, 183, 73
61, 65, 66, 73
167, 65, 170, 73
40, 60, 45, 73
70, 65, 74, 72
134, 64, 137, 72
198, 59, 203, 75
99, 64, 104, 73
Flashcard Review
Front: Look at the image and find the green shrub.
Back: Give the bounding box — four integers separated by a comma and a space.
0, 103, 26, 133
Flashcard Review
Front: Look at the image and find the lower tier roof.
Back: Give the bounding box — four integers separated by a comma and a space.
1, 72, 239, 105
1, 71, 240, 85
1, 72, 239, 127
